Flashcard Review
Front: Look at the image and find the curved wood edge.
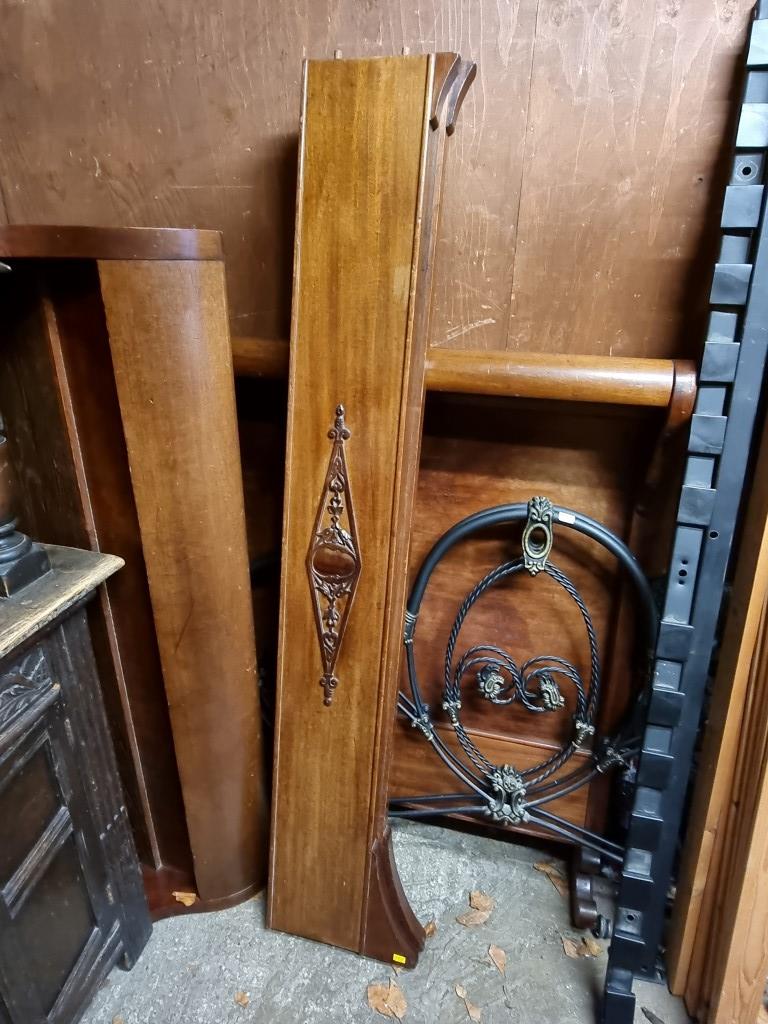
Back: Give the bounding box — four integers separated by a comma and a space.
143, 864, 260, 921
667, 359, 698, 430
429, 53, 461, 129
361, 52, 470, 970
360, 829, 426, 967
633, 356, 697, 517
231, 335, 698, 416
99, 259, 267, 902
358, 51, 471, 971
429, 54, 477, 136
445, 59, 477, 136
0, 225, 223, 261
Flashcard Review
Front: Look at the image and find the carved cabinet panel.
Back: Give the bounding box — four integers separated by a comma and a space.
0, 549, 150, 1024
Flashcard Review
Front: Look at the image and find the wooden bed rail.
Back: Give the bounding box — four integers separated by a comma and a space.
232, 335, 697, 418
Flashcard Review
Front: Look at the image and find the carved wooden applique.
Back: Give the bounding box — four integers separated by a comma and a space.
307, 405, 361, 706
268, 53, 474, 966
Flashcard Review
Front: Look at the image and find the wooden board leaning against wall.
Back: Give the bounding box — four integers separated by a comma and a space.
0, 2, 753, 837
269, 51, 476, 967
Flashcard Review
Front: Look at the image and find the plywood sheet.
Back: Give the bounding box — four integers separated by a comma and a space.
505, 0, 753, 359
0, 0, 753, 356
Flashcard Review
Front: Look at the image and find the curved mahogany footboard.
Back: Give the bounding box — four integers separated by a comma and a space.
0, 224, 268, 913
362, 830, 426, 966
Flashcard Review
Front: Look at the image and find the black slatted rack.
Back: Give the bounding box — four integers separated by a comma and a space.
603, 6, 768, 1021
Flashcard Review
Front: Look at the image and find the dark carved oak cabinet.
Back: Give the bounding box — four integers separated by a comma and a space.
0, 544, 150, 1024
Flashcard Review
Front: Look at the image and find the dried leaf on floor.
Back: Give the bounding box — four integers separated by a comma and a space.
582, 935, 603, 958
469, 890, 494, 913
488, 944, 507, 974
172, 890, 197, 907
533, 860, 569, 898
456, 908, 491, 927
465, 1000, 481, 1023
561, 936, 583, 959
640, 1009, 666, 1024
111, 1017, 125, 1024
368, 980, 407, 1020
759, 1005, 768, 1024
561, 935, 603, 959
386, 981, 407, 1021
234, 991, 250, 1007
424, 920, 438, 939
455, 982, 481, 1021
369, 983, 393, 1018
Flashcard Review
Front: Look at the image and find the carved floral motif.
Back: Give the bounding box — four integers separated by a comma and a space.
306, 405, 361, 706
0, 649, 54, 729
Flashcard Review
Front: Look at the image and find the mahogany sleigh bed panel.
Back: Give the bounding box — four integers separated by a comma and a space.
267, 53, 475, 966
0, 226, 269, 915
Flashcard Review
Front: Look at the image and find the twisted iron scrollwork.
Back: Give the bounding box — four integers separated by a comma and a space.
392, 496, 658, 863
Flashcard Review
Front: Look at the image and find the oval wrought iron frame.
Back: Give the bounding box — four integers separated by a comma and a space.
392, 501, 659, 864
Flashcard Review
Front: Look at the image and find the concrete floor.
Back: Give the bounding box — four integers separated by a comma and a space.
83, 821, 690, 1024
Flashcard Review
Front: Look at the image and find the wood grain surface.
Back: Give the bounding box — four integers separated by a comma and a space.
231, 334, 698, 410
0, 225, 221, 261
269, 54, 458, 963
98, 258, 268, 903
703, 604, 768, 1024
41, 259, 195, 877
425, 349, 693, 406
0, 264, 191, 874
232, 335, 689, 830
0, 545, 122, 659
391, 725, 591, 832
0, 0, 753, 356
666, 407, 768, 1019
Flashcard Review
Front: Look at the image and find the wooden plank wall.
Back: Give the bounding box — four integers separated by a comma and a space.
0, 0, 756, 835
0, 0, 753, 358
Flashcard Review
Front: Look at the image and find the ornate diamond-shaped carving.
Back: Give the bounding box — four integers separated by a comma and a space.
306, 405, 361, 706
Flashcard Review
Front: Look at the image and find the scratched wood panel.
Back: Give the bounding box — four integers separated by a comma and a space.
0, 0, 752, 356
503, 0, 753, 359
0, 0, 533, 350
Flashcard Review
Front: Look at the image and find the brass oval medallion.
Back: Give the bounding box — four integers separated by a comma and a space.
312, 544, 357, 580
